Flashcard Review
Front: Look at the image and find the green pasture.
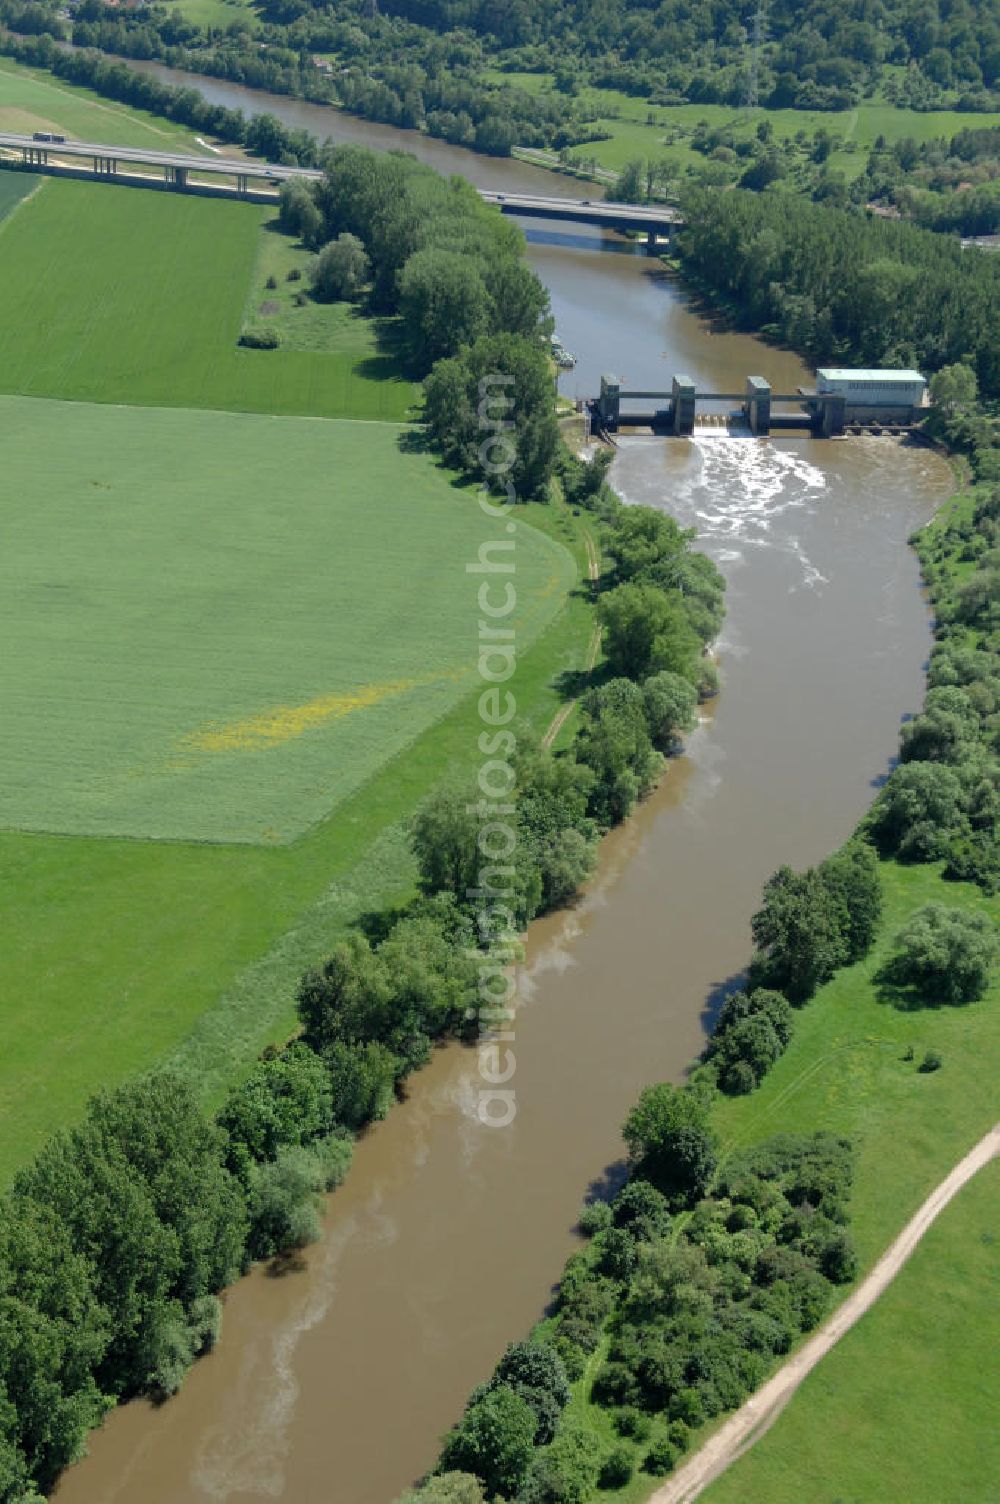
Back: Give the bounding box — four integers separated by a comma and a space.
0, 394, 574, 843
0, 493, 588, 1181
490, 72, 1000, 180
712, 862, 999, 1266
0, 176, 414, 420
0, 59, 204, 150
0, 169, 36, 221
169, 0, 259, 29
242, 221, 391, 355
705, 1161, 1000, 1504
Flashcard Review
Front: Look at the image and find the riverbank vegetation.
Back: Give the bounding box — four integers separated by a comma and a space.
398, 392, 998, 1502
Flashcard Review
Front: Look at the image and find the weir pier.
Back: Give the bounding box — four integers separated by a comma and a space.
589, 369, 927, 439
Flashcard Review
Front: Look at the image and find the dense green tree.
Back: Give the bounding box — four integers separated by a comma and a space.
750, 866, 849, 1003
818, 840, 883, 963
297, 933, 394, 1056
930, 362, 978, 416
708, 988, 794, 1093
900, 687, 980, 764
423, 333, 559, 500
14, 1075, 246, 1398
643, 671, 699, 752
868, 762, 968, 860
878, 902, 999, 1004
0, 1200, 110, 1489
576, 678, 661, 826
276, 178, 323, 247
439, 1386, 537, 1499
399, 249, 492, 367
599, 583, 702, 684
246, 1144, 328, 1259
311, 232, 370, 302
518, 1421, 603, 1503
323, 1041, 399, 1128
622, 1084, 719, 1208
219, 1045, 334, 1182
483, 1342, 570, 1444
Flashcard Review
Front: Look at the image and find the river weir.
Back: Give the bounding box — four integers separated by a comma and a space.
52, 63, 954, 1504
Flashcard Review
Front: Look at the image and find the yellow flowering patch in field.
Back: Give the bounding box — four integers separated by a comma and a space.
184, 678, 434, 754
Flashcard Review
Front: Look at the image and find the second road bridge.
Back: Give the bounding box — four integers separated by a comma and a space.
0, 132, 681, 238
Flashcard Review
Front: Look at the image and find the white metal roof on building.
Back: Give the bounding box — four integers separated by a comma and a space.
816, 368, 925, 383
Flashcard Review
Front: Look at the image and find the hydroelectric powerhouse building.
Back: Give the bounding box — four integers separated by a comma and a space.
814, 369, 927, 422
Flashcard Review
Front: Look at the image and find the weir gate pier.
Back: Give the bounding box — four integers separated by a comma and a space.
591, 375, 851, 438
589, 369, 928, 439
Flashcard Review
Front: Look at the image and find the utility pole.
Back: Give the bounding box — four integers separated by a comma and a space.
746, 0, 767, 111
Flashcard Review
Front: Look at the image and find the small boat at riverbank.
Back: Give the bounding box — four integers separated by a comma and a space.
550, 332, 577, 368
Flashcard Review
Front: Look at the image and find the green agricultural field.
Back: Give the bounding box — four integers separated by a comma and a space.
170, 0, 259, 28
0, 59, 205, 150
0, 175, 414, 420
704, 1161, 1000, 1504
0, 487, 587, 1179
0, 394, 573, 843
0, 168, 37, 222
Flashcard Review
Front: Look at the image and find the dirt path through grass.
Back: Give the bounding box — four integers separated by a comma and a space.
542, 526, 601, 750
653, 1123, 1000, 1504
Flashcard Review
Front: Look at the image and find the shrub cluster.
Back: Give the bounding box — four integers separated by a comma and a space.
870, 486, 1000, 893
412, 1128, 855, 1502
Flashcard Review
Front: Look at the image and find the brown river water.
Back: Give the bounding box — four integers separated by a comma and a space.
51, 66, 954, 1504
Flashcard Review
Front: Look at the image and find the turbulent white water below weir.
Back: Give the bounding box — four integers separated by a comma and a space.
614, 433, 830, 590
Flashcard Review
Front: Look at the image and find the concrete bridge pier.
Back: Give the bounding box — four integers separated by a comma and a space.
163, 164, 188, 190
597, 374, 621, 432
746, 376, 771, 436
672, 375, 696, 436
813, 393, 846, 437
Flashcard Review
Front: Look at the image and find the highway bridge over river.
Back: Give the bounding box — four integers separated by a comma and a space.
0, 133, 680, 240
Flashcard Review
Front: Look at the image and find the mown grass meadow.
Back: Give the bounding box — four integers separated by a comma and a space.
0, 489, 589, 1181
0, 175, 415, 419
0, 58, 204, 149
0, 394, 573, 842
